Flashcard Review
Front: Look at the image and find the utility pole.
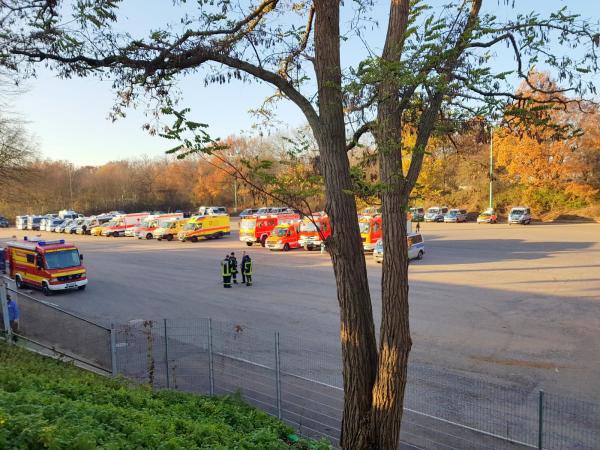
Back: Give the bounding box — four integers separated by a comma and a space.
68, 163, 74, 209
489, 126, 494, 210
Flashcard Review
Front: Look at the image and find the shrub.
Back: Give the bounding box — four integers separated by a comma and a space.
0, 343, 331, 450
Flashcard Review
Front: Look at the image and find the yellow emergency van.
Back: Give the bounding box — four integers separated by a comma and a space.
177, 215, 230, 242
154, 218, 189, 241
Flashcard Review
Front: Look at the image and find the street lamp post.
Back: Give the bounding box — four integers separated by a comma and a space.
68, 163, 74, 209
489, 126, 494, 210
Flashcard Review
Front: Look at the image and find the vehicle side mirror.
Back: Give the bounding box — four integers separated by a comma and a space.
79, 254, 84, 261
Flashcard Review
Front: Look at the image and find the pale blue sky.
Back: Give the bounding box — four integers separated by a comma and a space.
10, 0, 600, 166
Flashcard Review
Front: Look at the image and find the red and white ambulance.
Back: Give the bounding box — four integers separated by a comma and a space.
133, 213, 184, 239
5, 238, 87, 296
102, 213, 149, 237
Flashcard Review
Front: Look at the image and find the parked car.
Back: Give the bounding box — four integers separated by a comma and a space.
477, 209, 498, 224
424, 206, 448, 222
197, 206, 227, 215
47, 218, 65, 232
239, 208, 259, 218
410, 207, 425, 222
444, 209, 467, 223
65, 217, 85, 234
0, 216, 9, 228
56, 219, 73, 233
508, 207, 531, 225
27, 216, 43, 230
373, 233, 425, 263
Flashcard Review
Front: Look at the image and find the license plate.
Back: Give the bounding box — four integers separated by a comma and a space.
65, 282, 77, 288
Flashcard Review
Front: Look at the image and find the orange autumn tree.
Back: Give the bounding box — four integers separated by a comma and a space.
495, 73, 599, 211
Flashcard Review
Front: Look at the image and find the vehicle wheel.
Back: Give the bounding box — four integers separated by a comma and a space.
15, 276, 24, 289
42, 282, 52, 296
246, 242, 253, 247
260, 236, 267, 247
146, 233, 153, 239
78, 285, 86, 291
283, 243, 290, 252
166, 235, 173, 242
191, 236, 198, 243
417, 250, 423, 260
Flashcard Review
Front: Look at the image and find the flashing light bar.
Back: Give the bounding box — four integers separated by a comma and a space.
37, 240, 65, 246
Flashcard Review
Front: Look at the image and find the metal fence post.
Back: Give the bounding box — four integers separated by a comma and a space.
208, 318, 214, 395
538, 390, 544, 450
163, 319, 170, 389
110, 323, 117, 377
275, 331, 282, 419
0, 279, 12, 344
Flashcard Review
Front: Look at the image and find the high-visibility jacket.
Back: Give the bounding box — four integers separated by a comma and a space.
242, 259, 252, 275
222, 259, 231, 276
229, 256, 238, 273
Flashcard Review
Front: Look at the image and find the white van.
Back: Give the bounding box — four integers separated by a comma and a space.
508, 207, 531, 225
373, 233, 425, 263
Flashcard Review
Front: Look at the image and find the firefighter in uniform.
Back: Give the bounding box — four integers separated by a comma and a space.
242, 254, 252, 286
229, 252, 238, 284
221, 255, 232, 288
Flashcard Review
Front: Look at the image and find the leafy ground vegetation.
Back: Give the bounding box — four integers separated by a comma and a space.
0, 342, 330, 450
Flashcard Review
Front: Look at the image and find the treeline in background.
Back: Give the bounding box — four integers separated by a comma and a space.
1, 78, 599, 221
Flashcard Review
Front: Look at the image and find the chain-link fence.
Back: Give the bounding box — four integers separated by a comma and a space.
0, 279, 112, 372
1, 280, 599, 449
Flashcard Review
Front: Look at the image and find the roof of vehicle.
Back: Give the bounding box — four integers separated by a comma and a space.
6, 238, 77, 254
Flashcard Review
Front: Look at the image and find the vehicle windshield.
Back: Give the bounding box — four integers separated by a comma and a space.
184, 222, 200, 231
158, 220, 174, 228
273, 227, 288, 237
359, 221, 371, 234
257, 208, 271, 214
105, 220, 118, 227
240, 218, 256, 230
511, 209, 525, 215
300, 222, 318, 232
140, 219, 158, 228
446, 211, 457, 216
375, 240, 383, 251
32, 218, 41, 223
479, 213, 490, 217
427, 208, 440, 214
45, 249, 81, 270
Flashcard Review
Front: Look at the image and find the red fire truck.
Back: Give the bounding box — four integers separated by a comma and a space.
298, 213, 331, 250
239, 212, 300, 247
5, 238, 87, 296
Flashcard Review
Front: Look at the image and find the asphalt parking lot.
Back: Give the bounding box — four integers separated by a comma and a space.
1, 221, 600, 401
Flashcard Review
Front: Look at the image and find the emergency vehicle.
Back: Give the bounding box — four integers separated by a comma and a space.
5, 238, 87, 296
359, 215, 382, 251
265, 223, 302, 251
102, 213, 149, 237
177, 214, 231, 242
134, 213, 184, 239
154, 218, 189, 241
359, 214, 413, 251
298, 213, 331, 250
239, 212, 300, 247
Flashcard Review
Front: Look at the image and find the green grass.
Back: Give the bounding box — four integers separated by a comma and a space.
0, 342, 331, 449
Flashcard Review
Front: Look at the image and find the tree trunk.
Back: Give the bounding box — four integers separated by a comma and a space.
313, 0, 378, 448
370, 1, 413, 448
